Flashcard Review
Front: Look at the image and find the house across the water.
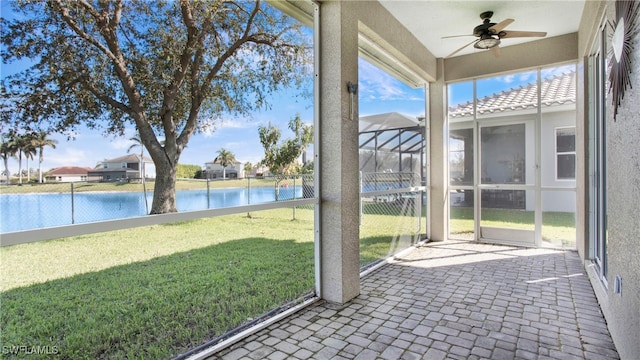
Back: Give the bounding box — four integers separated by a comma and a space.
87, 154, 156, 182
45, 166, 96, 182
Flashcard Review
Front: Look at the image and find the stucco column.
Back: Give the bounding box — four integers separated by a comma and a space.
318, 1, 361, 304
429, 59, 447, 241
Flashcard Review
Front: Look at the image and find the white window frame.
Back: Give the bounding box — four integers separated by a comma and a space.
555, 126, 576, 181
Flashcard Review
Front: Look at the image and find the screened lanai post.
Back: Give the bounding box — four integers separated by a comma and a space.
318, 1, 361, 304
429, 59, 448, 241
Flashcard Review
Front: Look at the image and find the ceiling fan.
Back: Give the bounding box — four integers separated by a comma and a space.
444, 11, 547, 58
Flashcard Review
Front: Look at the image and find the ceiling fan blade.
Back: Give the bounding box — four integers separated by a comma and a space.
446, 39, 477, 58
489, 18, 514, 33
501, 30, 547, 38
442, 34, 474, 39
491, 45, 501, 57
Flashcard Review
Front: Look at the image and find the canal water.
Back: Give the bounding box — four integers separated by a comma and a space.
0, 186, 301, 233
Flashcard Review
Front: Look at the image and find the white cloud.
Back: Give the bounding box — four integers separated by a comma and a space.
502, 74, 516, 83
219, 118, 256, 129
357, 58, 424, 103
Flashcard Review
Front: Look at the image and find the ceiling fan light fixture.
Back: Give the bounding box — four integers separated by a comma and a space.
474, 35, 500, 49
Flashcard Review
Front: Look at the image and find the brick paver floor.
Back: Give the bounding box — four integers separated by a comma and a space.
210, 240, 619, 359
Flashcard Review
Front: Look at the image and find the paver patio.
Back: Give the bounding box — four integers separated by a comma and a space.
211, 240, 619, 359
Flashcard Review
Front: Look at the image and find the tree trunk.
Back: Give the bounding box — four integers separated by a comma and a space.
18, 151, 23, 185
149, 159, 178, 214
3, 158, 10, 184
38, 157, 43, 183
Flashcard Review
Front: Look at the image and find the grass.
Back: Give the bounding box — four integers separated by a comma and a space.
1, 239, 314, 359
0, 209, 316, 359
0, 205, 420, 359
449, 206, 576, 246
360, 202, 423, 267
0, 208, 314, 291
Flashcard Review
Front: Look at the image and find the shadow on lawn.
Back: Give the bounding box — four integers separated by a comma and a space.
0, 237, 314, 360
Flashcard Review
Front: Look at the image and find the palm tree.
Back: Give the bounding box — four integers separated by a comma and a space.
9, 134, 33, 185
1, 135, 18, 184
30, 131, 57, 183
127, 136, 145, 182
23, 141, 36, 183
288, 114, 313, 165
243, 162, 253, 177
214, 148, 237, 179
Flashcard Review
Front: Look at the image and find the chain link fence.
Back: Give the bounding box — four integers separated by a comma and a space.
0, 175, 314, 233
359, 172, 425, 269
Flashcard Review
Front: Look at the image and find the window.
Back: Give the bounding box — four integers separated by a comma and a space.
556, 127, 576, 180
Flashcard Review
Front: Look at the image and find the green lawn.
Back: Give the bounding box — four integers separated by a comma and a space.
0, 205, 419, 359
449, 206, 576, 246
360, 202, 423, 266
0, 209, 316, 359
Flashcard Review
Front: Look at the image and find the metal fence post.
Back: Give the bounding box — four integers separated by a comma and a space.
142, 178, 149, 214
292, 176, 297, 220
247, 176, 252, 218
206, 178, 210, 209
71, 182, 75, 224
247, 177, 251, 205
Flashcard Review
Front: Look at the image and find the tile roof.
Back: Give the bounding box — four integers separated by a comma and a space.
48, 166, 94, 175
449, 70, 576, 118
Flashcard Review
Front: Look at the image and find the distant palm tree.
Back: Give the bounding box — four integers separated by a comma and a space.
31, 131, 58, 183
23, 142, 36, 183
243, 162, 253, 177
10, 134, 35, 185
127, 136, 145, 182
1, 135, 18, 184
289, 114, 313, 165
214, 148, 236, 179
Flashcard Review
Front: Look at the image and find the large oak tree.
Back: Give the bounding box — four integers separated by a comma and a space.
1, 0, 310, 213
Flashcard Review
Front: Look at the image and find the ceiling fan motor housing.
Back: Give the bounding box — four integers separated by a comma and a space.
473, 22, 496, 36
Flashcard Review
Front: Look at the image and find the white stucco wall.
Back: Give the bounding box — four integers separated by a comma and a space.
579, 2, 640, 359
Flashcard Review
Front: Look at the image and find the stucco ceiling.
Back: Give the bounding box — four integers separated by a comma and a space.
378, 1, 586, 58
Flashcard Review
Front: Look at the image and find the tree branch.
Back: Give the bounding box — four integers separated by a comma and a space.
160, 0, 203, 151
201, 2, 261, 94
50, 0, 116, 61
80, 76, 131, 114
